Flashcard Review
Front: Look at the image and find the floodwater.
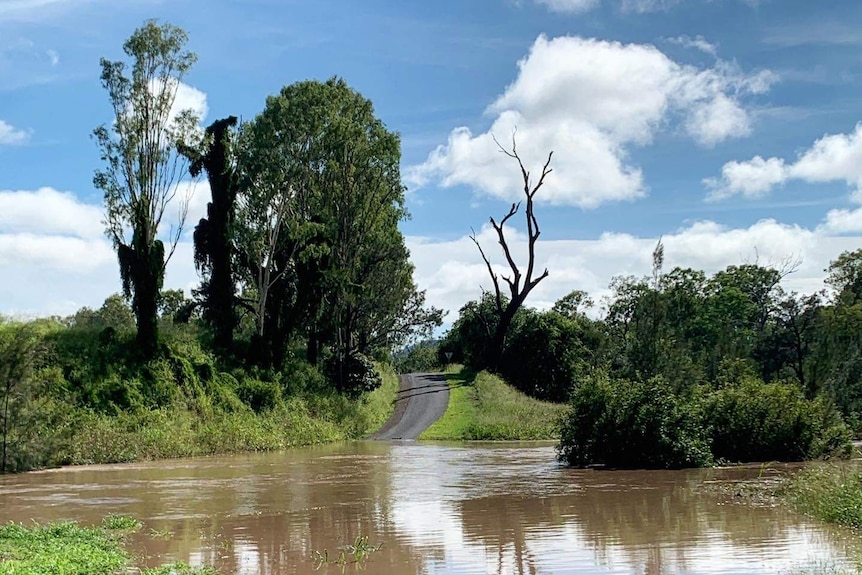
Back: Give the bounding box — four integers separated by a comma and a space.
1, 442, 861, 575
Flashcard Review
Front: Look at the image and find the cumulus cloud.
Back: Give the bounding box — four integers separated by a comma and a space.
408, 215, 860, 322
1, 186, 860, 322
0, 120, 30, 145
0, 188, 103, 238
706, 123, 862, 200
819, 207, 862, 235
0, 187, 201, 317
408, 35, 775, 207
535, 0, 760, 14
158, 78, 209, 126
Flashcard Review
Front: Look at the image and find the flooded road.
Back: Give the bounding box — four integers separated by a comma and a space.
1, 442, 860, 574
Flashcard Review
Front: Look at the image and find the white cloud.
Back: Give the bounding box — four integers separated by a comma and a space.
668, 35, 718, 56
0, 187, 103, 238
1, 187, 860, 322
163, 79, 208, 125
706, 123, 862, 200
0, 187, 200, 317
135, 78, 208, 133
621, 0, 680, 13
160, 179, 211, 240
819, 207, 862, 235
408, 215, 859, 322
46, 49, 59, 66
705, 156, 787, 200
535, 0, 760, 13
533, 0, 599, 13
408, 35, 775, 207
0, 120, 29, 145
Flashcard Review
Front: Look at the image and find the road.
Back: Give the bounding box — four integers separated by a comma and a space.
369, 373, 449, 440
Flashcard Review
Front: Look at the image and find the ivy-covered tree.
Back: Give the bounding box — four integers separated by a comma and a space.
182, 116, 240, 350
93, 20, 200, 357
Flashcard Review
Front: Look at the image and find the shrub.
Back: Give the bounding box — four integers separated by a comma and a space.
325, 353, 381, 397
235, 378, 282, 413
394, 342, 440, 374
500, 310, 592, 403
557, 373, 712, 469
703, 378, 853, 463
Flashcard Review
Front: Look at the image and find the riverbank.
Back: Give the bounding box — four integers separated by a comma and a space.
60, 364, 399, 466
418, 368, 566, 440
0, 516, 215, 575
781, 463, 862, 530
1, 318, 399, 472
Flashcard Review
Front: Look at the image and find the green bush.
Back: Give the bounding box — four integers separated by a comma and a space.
235, 378, 282, 413
703, 379, 853, 463
394, 342, 440, 374
325, 352, 381, 397
557, 373, 713, 469
500, 310, 595, 403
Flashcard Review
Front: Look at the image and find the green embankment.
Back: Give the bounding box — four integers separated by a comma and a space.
419, 368, 566, 440
61, 364, 399, 466
0, 516, 214, 575
781, 463, 862, 530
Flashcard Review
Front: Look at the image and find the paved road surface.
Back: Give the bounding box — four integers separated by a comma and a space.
369, 373, 449, 440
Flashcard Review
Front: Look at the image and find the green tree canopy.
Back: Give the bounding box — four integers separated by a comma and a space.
93, 20, 201, 357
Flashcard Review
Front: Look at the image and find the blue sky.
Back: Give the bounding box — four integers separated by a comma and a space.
3, 0, 862, 318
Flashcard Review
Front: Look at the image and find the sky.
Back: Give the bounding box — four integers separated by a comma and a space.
3, 0, 862, 322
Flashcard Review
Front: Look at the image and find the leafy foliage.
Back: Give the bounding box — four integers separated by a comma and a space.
703, 378, 852, 463
557, 374, 713, 469
394, 340, 441, 374
93, 20, 201, 357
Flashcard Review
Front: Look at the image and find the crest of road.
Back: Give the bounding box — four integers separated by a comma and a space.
369, 373, 449, 440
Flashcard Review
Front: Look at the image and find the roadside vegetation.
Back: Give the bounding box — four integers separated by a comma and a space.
0, 515, 215, 575
0, 19, 439, 473
782, 463, 862, 530
438, 238, 862, 468
419, 369, 565, 440
1, 313, 399, 472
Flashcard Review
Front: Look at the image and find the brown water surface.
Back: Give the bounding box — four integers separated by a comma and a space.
1, 442, 860, 574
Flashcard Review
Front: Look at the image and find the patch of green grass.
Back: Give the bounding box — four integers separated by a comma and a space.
0, 522, 127, 575
782, 463, 862, 529
59, 364, 400, 466
101, 514, 142, 531
419, 368, 566, 440
0, 518, 216, 575
312, 535, 383, 570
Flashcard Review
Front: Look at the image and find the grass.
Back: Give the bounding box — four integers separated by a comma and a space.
419, 368, 567, 440
59, 364, 400, 467
311, 535, 383, 570
782, 463, 862, 529
0, 516, 216, 575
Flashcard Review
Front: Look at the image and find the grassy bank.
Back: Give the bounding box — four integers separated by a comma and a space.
59, 365, 399, 466
419, 369, 566, 440
0, 516, 214, 575
782, 463, 862, 529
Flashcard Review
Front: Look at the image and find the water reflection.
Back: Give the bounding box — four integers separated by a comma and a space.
0, 442, 860, 574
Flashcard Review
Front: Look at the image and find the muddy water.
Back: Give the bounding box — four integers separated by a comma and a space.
1, 442, 861, 575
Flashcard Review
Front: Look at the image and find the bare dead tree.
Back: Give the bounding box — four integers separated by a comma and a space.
470, 135, 552, 370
